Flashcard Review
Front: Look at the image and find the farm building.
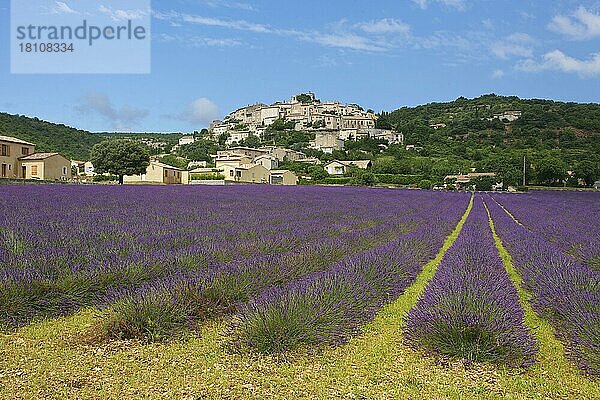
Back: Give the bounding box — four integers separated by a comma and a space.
123, 161, 184, 184
233, 164, 270, 184
0, 135, 36, 179
19, 153, 72, 181
325, 160, 372, 175
269, 170, 298, 185
253, 154, 279, 170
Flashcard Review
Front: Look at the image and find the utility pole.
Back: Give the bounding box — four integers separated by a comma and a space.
522, 154, 526, 186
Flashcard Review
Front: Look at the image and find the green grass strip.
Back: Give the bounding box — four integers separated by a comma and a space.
391, 193, 474, 326
483, 199, 584, 377
487, 195, 524, 226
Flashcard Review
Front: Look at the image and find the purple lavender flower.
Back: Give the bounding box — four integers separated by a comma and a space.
404, 197, 537, 367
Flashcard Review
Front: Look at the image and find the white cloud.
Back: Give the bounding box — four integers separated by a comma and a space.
99, 5, 147, 21
181, 14, 270, 33
357, 19, 410, 34
180, 98, 220, 125
154, 11, 391, 52
412, 0, 467, 11
199, 1, 255, 11
52, 1, 78, 14
414, 31, 471, 51
492, 69, 505, 79
517, 50, 600, 77
548, 7, 600, 40
305, 32, 390, 52
490, 32, 534, 59
156, 33, 241, 47
76, 92, 148, 130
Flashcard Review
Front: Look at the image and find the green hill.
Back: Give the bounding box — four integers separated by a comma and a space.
370, 94, 600, 187
0, 113, 101, 160
0, 114, 184, 160
379, 94, 600, 151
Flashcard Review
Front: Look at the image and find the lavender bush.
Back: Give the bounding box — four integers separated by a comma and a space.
0, 184, 468, 337
98, 192, 470, 341
486, 196, 600, 376
404, 197, 537, 367
491, 191, 600, 271
227, 202, 469, 353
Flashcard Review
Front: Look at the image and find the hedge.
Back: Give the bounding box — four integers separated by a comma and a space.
374, 174, 423, 185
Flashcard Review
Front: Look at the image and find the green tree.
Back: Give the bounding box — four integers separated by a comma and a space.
308, 165, 329, 181
574, 160, 600, 187
177, 139, 219, 163
90, 139, 150, 184
350, 170, 377, 186
218, 133, 230, 146
159, 154, 188, 170
534, 157, 568, 186
240, 134, 261, 148
471, 176, 496, 191
418, 179, 433, 189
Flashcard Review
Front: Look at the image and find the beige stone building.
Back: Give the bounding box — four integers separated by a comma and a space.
259, 146, 306, 162
224, 147, 269, 159
254, 154, 279, 170
123, 161, 184, 184
214, 154, 253, 181
309, 133, 345, 154
20, 153, 72, 181
269, 170, 298, 185
325, 160, 372, 175
0, 135, 35, 179
234, 164, 270, 184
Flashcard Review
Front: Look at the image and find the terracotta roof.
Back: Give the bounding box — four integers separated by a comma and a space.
0, 135, 35, 146
150, 161, 183, 170
235, 163, 259, 170
229, 146, 269, 152
19, 152, 59, 160
326, 160, 371, 169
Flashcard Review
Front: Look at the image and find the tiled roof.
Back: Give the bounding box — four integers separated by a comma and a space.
0, 135, 35, 146
19, 152, 59, 160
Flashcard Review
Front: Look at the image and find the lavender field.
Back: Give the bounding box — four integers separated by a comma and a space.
0, 185, 598, 398
0, 185, 468, 337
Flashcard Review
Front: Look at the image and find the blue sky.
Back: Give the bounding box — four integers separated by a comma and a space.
0, 0, 599, 132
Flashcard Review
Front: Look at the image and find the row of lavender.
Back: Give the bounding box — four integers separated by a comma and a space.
404, 197, 537, 367
491, 191, 600, 271
99, 190, 470, 343
0, 185, 469, 332
485, 196, 599, 376
226, 200, 468, 353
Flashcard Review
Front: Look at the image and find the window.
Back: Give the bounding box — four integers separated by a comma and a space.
31, 165, 38, 175
230, 170, 234, 177
1, 144, 9, 157
21, 147, 29, 155
62, 166, 67, 175
165, 170, 169, 177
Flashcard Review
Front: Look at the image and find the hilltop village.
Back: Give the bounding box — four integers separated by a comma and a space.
2, 93, 599, 190
47, 92, 406, 187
